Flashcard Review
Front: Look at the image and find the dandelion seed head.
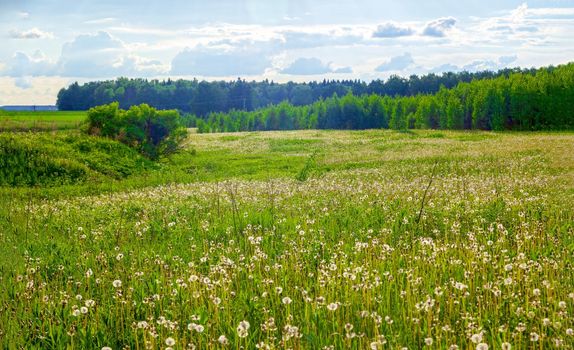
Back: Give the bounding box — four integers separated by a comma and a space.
327, 302, 338, 311
165, 337, 175, 346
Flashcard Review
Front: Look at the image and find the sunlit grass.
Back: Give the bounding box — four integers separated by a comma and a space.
1, 130, 573, 349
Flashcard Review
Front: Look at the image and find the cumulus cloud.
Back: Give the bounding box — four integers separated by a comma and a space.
280, 57, 351, 75
462, 55, 518, 72
2, 50, 56, 77
9, 28, 54, 39
57, 31, 167, 77
431, 56, 518, 73
372, 23, 415, 38
1, 31, 167, 78
423, 17, 457, 37
171, 45, 271, 76
375, 53, 415, 72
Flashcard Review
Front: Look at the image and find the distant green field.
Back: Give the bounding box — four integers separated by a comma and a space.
0, 111, 86, 131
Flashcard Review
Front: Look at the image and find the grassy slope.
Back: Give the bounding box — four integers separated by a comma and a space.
1, 129, 574, 349
0, 131, 155, 187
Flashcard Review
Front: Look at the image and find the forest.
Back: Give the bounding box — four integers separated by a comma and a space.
56, 68, 538, 114
197, 63, 574, 132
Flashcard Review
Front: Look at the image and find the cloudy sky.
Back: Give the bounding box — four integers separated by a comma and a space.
1, 0, 573, 105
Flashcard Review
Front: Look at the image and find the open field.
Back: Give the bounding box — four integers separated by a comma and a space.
1, 130, 574, 349
0, 111, 86, 131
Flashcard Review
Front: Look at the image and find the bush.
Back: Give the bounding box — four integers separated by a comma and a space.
86, 102, 188, 159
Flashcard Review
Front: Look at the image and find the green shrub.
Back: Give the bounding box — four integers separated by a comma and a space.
86, 103, 188, 159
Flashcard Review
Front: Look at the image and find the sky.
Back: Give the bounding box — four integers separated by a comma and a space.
1, 0, 574, 105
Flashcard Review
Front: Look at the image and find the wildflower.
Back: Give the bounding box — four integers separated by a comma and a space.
476, 343, 488, 350
86, 269, 93, 278
327, 303, 338, 311
566, 328, 573, 336
425, 337, 433, 346
102, 347, 112, 350
530, 333, 539, 342
504, 264, 513, 271
558, 301, 567, 309
72, 309, 81, 317
80, 306, 88, 314
218, 335, 228, 345
112, 280, 122, 288
116, 253, 123, 261
449, 345, 459, 350
501, 343, 511, 350
165, 337, 176, 346
237, 320, 250, 338
471, 333, 483, 343
85, 299, 95, 307
282, 296, 292, 305
533, 288, 541, 296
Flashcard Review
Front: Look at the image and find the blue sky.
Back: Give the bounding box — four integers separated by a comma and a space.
1, 0, 574, 104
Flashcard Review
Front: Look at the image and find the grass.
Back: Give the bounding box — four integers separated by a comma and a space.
1, 129, 574, 349
0, 111, 86, 131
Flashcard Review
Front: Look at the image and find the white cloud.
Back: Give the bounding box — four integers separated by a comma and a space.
57, 31, 167, 77
373, 23, 415, 38
2, 31, 168, 78
3, 51, 56, 77
431, 55, 518, 73
280, 57, 351, 75
9, 28, 54, 39
423, 17, 457, 37
511, 3, 529, 23
375, 53, 415, 72
171, 45, 271, 76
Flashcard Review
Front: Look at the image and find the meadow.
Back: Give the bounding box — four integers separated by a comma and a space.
1, 129, 574, 349
0, 111, 86, 132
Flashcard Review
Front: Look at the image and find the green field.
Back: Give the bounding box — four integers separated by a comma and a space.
0, 111, 86, 131
1, 129, 574, 349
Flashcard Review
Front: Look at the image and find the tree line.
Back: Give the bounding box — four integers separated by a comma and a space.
195, 63, 574, 132
56, 68, 536, 114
